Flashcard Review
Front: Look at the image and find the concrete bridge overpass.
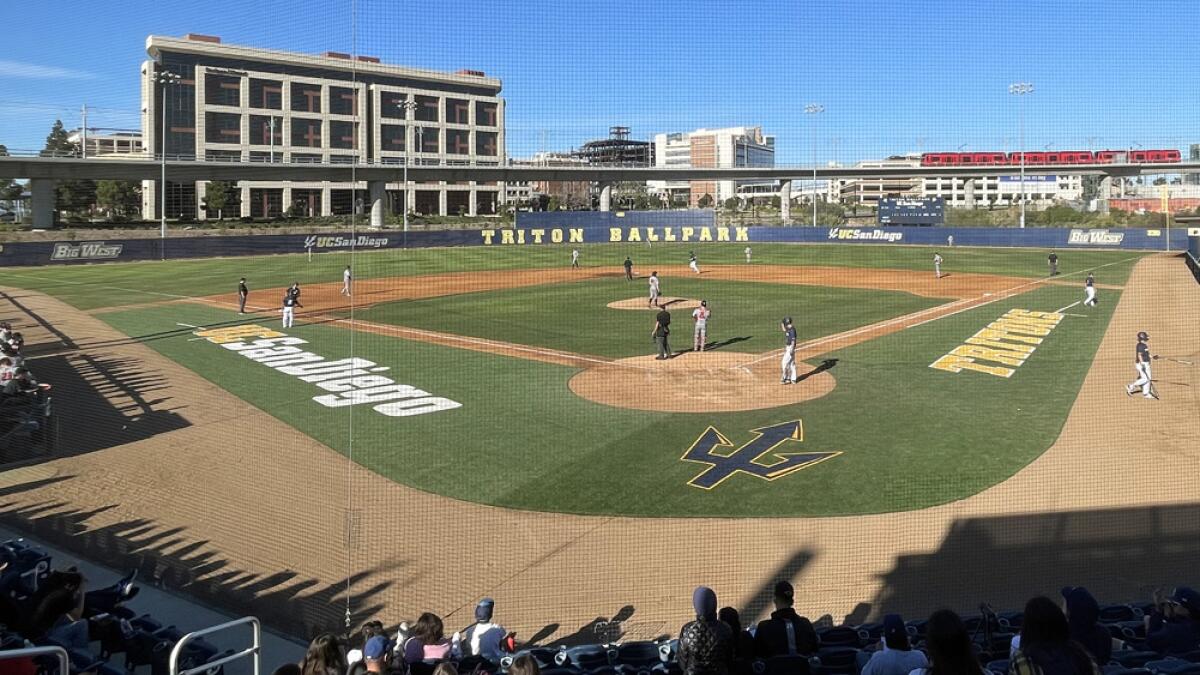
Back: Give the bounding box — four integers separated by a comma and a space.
3, 154, 1196, 228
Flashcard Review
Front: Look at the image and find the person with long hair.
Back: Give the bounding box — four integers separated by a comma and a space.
402, 612, 452, 666
299, 633, 346, 675
717, 606, 754, 662
507, 654, 540, 675
911, 609, 983, 675
1008, 597, 1101, 675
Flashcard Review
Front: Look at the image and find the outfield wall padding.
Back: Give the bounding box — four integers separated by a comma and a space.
0, 225, 1190, 266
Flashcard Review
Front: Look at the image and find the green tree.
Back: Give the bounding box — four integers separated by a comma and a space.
1153, 176, 1168, 186
42, 120, 75, 156
698, 193, 714, 208
203, 181, 235, 220
42, 120, 95, 219
95, 180, 140, 221
723, 197, 740, 210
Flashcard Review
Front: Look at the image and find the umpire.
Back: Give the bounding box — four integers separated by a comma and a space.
652, 307, 672, 360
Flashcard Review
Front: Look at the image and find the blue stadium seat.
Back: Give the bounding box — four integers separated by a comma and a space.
1101, 605, 1139, 623
811, 647, 859, 675
1144, 660, 1200, 675
817, 626, 862, 648
997, 612, 1024, 631
1114, 651, 1163, 668
985, 659, 1010, 674
1103, 668, 1153, 675
563, 644, 615, 670
615, 641, 663, 669
759, 655, 813, 675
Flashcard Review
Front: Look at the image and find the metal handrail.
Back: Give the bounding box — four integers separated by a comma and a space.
0, 645, 70, 674
169, 616, 261, 675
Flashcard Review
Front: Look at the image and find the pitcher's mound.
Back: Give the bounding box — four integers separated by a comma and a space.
569, 352, 836, 412
607, 297, 701, 311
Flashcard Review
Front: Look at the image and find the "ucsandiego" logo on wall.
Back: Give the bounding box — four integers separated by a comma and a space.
827, 228, 903, 242
303, 235, 390, 250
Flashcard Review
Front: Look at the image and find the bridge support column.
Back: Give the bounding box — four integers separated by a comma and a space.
30, 179, 56, 229
964, 179, 976, 209
599, 182, 613, 212
779, 180, 792, 222
368, 180, 387, 229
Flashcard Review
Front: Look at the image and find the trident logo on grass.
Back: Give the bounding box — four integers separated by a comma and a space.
681, 421, 841, 490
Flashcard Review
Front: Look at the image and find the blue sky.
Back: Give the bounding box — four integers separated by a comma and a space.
2, 0, 1197, 164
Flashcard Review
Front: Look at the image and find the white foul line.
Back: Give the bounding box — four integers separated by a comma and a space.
1056, 300, 1081, 313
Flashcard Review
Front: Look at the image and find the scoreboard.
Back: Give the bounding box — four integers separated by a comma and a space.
878, 197, 945, 226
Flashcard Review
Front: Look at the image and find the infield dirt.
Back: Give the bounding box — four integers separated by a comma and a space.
0, 256, 1196, 644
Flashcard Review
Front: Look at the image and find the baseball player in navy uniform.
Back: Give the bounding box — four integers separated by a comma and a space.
288, 282, 301, 302
238, 278, 249, 314
1126, 331, 1158, 399
1084, 272, 1097, 306
780, 317, 798, 384
1048, 251, 1059, 276
282, 292, 303, 328
624, 256, 634, 281
688, 251, 700, 274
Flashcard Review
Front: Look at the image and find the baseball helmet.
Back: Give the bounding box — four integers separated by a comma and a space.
700, 300, 707, 306
1138, 331, 1149, 340
782, 316, 793, 325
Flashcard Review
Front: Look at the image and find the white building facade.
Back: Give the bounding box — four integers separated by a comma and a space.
649, 126, 775, 206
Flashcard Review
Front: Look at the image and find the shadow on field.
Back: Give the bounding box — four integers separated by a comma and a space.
796, 358, 838, 383
0, 490, 396, 640
871, 502, 1200, 619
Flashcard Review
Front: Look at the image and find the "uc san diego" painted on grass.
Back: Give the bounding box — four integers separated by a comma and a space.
195, 324, 462, 417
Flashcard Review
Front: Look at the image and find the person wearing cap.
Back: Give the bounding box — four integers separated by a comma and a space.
692, 300, 711, 352
460, 598, 507, 664
653, 305, 672, 360
678, 586, 733, 675
780, 318, 798, 385
238, 278, 249, 314
860, 614, 927, 675
1145, 587, 1200, 654
1126, 331, 1157, 399
753, 580, 818, 658
346, 621, 387, 665
361, 635, 394, 674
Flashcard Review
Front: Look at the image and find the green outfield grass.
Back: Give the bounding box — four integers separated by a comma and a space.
351, 276, 945, 358
95, 275, 1119, 517
0, 242, 1145, 311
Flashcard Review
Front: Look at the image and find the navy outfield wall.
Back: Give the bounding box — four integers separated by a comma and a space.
1, 224, 1195, 267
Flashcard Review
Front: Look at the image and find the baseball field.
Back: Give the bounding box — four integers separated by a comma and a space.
1, 239, 1197, 641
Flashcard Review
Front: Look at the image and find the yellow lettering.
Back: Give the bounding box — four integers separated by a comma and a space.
609, 228, 622, 242
647, 228, 660, 242
951, 345, 1027, 367
517, 230, 526, 244
681, 227, 694, 241
569, 228, 584, 243
966, 337, 1035, 354
699, 227, 713, 242
628, 228, 641, 242
930, 354, 1014, 378
481, 230, 495, 245
975, 328, 1042, 345
735, 227, 749, 241
197, 325, 285, 344
551, 228, 564, 243
663, 227, 676, 241
530, 229, 545, 244
988, 321, 1050, 337
1007, 309, 1063, 321
501, 229, 515, 245
717, 227, 731, 242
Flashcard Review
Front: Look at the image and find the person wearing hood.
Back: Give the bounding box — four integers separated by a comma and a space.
1062, 587, 1113, 664
1008, 596, 1101, 675
753, 580, 818, 658
678, 586, 734, 675
1146, 587, 1200, 654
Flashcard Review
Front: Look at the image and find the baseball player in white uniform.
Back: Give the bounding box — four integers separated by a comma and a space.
692, 300, 711, 352
571, 249, 580, 268
1084, 272, 1097, 306
933, 252, 944, 278
688, 252, 700, 274
744, 246, 752, 263
780, 317, 798, 384
1126, 331, 1157, 399
341, 265, 352, 296
648, 272, 661, 308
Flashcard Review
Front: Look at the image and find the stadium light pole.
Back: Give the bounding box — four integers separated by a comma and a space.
805, 104, 824, 226
1008, 82, 1033, 228
153, 68, 182, 259
400, 99, 418, 239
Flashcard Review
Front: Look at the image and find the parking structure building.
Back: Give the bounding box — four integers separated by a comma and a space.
141, 33, 505, 220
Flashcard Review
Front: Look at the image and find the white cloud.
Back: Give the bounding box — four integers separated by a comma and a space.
0, 60, 97, 80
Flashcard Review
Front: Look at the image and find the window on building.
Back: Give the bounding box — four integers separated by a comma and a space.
205, 112, 241, 144
291, 118, 321, 148
476, 131, 498, 156
381, 124, 406, 151
205, 74, 241, 107
249, 115, 283, 146
249, 78, 282, 109
249, 151, 283, 163
329, 86, 358, 116
330, 154, 357, 164
415, 95, 439, 122
291, 153, 322, 164
414, 127, 439, 153
476, 101, 498, 127
330, 121, 357, 149
446, 98, 470, 124
381, 91, 408, 119
446, 129, 470, 155
205, 149, 241, 162
291, 84, 322, 113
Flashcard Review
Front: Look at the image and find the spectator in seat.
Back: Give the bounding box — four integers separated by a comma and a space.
402, 612, 452, 670
361, 635, 393, 674
1008, 596, 1100, 675
860, 614, 928, 675
28, 570, 88, 651
1145, 587, 1200, 655
460, 597, 506, 663
1061, 587, 1113, 665
507, 654, 540, 675
718, 606, 755, 661
347, 621, 386, 664
753, 580, 818, 658
299, 633, 347, 675
678, 586, 734, 675
912, 609, 982, 675
0, 357, 14, 382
